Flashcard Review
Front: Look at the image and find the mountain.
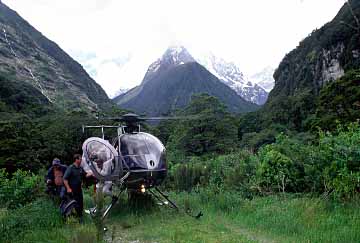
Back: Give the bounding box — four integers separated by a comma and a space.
249, 0, 360, 131
111, 87, 130, 98
250, 67, 275, 92
0, 2, 111, 115
270, 1, 359, 100
142, 46, 196, 84
114, 46, 258, 116
196, 54, 268, 105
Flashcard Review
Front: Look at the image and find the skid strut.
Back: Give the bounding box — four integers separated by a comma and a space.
87, 186, 126, 220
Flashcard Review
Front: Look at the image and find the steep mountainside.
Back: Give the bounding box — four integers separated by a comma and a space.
269, 1, 359, 100
114, 47, 258, 116
197, 54, 268, 105
0, 2, 110, 113
260, 0, 360, 130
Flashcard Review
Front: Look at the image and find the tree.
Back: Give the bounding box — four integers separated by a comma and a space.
167, 93, 238, 158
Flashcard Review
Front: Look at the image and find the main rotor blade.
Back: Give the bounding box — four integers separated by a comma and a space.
142, 115, 200, 121
96, 114, 200, 122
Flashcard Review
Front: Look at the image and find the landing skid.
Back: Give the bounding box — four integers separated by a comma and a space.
85, 186, 203, 221
149, 187, 203, 219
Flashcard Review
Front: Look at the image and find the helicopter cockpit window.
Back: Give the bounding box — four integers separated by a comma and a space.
84, 138, 117, 177
143, 133, 165, 158
120, 134, 150, 156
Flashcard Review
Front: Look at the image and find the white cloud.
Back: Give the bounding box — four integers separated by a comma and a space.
3, 0, 346, 95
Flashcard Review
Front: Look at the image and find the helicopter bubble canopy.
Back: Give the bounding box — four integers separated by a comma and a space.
81, 137, 122, 181
118, 133, 166, 170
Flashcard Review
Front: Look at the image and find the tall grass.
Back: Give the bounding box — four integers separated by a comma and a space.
0, 198, 98, 243
1, 189, 359, 242
104, 190, 360, 243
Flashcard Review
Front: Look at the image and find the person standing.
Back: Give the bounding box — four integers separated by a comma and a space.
45, 158, 67, 198
63, 154, 84, 219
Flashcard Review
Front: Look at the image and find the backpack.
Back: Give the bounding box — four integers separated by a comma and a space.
54, 167, 64, 186
60, 197, 78, 218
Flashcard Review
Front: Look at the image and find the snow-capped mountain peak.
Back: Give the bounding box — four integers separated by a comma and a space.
161, 45, 195, 66
196, 53, 268, 105
142, 46, 195, 83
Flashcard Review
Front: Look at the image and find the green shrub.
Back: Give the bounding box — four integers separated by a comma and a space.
317, 123, 360, 199
257, 148, 295, 193
254, 123, 360, 199
209, 151, 258, 198
256, 134, 311, 193
169, 151, 259, 199
0, 169, 42, 209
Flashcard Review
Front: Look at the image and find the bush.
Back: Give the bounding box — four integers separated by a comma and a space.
257, 148, 296, 193
168, 151, 259, 199
317, 123, 360, 199
254, 123, 360, 199
0, 169, 42, 209
209, 151, 258, 198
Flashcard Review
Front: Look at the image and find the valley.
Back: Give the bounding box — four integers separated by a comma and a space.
0, 0, 359, 242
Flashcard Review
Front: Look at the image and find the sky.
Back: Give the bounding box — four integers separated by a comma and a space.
3, 0, 346, 97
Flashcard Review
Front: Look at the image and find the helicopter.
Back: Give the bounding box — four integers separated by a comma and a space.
78, 113, 202, 220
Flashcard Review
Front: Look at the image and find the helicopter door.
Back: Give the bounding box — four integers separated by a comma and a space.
82, 137, 122, 181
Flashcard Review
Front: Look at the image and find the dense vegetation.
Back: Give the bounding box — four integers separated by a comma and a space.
151, 93, 359, 201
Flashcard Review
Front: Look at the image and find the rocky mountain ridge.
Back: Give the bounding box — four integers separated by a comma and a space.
257, 0, 360, 131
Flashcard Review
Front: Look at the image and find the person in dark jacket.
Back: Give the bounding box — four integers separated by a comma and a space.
63, 154, 84, 219
45, 158, 67, 198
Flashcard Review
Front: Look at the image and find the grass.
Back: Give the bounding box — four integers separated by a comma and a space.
103, 191, 360, 243
0, 197, 98, 243
1, 191, 359, 242
106, 204, 255, 243
231, 195, 360, 242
